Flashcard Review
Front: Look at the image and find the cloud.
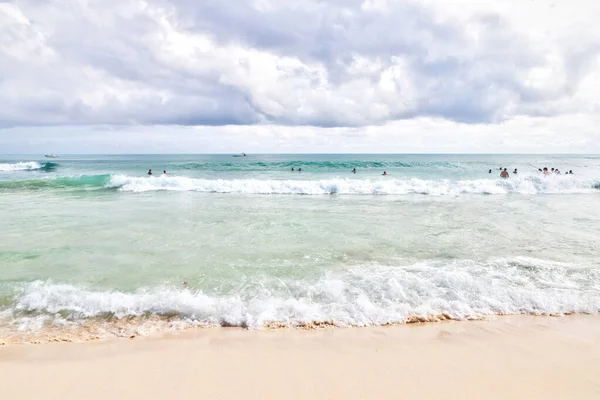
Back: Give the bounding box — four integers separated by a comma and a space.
1, 0, 599, 152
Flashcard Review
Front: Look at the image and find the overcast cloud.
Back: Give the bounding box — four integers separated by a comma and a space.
1, 0, 599, 153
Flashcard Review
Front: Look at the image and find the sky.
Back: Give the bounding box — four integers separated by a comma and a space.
1, 0, 599, 154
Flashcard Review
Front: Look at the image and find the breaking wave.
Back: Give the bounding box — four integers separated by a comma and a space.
0, 161, 52, 172
2, 257, 599, 337
1, 173, 599, 195
107, 174, 600, 195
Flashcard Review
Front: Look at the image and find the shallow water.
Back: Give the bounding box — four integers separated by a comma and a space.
1, 154, 599, 340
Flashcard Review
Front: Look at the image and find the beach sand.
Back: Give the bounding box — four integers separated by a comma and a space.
1, 316, 600, 400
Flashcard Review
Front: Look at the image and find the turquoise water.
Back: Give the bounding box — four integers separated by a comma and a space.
1, 154, 600, 339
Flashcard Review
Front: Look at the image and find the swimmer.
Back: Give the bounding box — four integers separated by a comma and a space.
183, 281, 188, 287
500, 168, 509, 178
569, 170, 573, 175
148, 169, 153, 175
489, 169, 492, 174
543, 167, 550, 175
538, 168, 542, 172
382, 171, 388, 176
291, 167, 294, 172
352, 168, 357, 174
298, 168, 302, 172
513, 168, 518, 174
163, 170, 167, 175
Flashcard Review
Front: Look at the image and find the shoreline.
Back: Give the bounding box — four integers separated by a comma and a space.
0, 312, 591, 346
1, 315, 599, 399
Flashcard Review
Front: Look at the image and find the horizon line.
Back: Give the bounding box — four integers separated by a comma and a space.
2, 153, 600, 156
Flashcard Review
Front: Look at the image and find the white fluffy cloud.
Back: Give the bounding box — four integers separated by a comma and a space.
1, 0, 599, 152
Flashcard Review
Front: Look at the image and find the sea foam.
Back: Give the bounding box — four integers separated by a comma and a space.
0, 161, 43, 172
106, 174, 600, 195
6, 257, 600, 333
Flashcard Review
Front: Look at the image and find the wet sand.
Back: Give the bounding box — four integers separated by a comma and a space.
1, 316, 600, 400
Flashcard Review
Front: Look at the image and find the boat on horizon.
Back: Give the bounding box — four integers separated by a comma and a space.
44, 153, 60, 158
232, 152, 247, 157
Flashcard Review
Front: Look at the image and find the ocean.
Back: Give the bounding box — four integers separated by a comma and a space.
1, 154, 599, 342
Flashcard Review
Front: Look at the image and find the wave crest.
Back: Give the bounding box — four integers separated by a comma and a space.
107, 174, 600, 195
0, 161, 43, 171
4, 257, 599, 333
2, 173, 598, 195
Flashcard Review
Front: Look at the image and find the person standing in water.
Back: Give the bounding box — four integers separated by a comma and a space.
513, 168, 518, 174
352, 168, 357, 174
382, 171, 388, 176
148, 169, 153, 175
500, 168, 509, 178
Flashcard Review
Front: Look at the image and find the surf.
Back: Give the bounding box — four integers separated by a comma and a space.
2, 257, 599, 337
107, 174, 600, 195
1, 172, 599, 196
0, 161, 59, 172
0, 161, 42, 171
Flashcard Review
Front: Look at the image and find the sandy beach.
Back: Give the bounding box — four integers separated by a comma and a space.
1, 316, 599, 400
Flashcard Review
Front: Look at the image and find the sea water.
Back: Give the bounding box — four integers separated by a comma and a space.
1, 154, 599, 340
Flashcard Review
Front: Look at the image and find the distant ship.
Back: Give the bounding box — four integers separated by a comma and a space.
44, 153, 60, 158
232, 152, 247, 157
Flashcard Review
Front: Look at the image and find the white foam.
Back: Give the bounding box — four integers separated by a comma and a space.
106, 174, 600, 195
7, 257, 600, 331
0, 161, 43, 172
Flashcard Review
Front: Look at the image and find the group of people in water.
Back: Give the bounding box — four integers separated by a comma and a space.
145, 166, 573, 179
489, 167, 574, 178
147, 167, 390, 176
